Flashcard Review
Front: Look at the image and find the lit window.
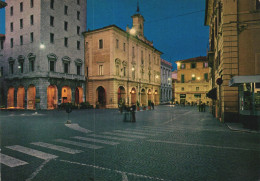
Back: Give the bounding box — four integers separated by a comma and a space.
99, 65, 103, 75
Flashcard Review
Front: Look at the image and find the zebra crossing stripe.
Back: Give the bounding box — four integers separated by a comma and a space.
102, 132, 146, 139
140, 127, 174, 132
72, 136, 119, 145
0, 153, 28, 167
55, 139, 103, 149
88, 134, 134, 142
31, 142, 83, 154
126, 128, 166, 134
6, 145, 58, 160
114, 130, 155, 136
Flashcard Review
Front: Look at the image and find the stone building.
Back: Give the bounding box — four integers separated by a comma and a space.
175, 56, 211, 105
0, 0, 86, 109
205, 0, 260, 125
83, 7, 162, 108
160, 59, 172, 103
171, 70, 177, 102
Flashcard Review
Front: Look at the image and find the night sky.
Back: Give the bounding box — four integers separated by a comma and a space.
0, 0, 209, 70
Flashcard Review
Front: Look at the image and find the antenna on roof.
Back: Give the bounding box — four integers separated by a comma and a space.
137, 0, 140, 13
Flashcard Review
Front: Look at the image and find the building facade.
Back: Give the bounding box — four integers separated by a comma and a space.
205, 0, 260, 125
0, 0, 86, 109
83, 9, 162, 108
160, 59, 172, 103
172, 70, 177, 102
175, 56, 211, 105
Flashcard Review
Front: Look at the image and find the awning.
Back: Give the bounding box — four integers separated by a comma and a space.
229, 75, 260, 87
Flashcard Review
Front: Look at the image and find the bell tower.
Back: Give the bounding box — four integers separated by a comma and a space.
131, 0, 145, 37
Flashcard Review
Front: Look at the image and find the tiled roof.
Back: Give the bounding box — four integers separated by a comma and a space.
175, 56, 207, 63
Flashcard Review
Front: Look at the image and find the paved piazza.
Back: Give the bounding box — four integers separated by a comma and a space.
0, 106, 259, 181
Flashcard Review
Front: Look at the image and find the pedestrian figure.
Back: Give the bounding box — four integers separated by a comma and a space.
151, 102, 154, 110
131, 104, 136, 122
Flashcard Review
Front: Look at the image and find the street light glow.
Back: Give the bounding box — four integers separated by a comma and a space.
197, 77, 201, 80
40, 43, 45, 49
130, 28, 136, 35
192, 74, 195, 77
132, 67, 135, 71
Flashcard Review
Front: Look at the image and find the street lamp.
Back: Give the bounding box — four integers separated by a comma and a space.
197, 77, 201, 80
130, 28, 136, 35
40, 43, 45, 49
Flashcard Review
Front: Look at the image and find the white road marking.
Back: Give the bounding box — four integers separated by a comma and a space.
6, 145, 58, 160
148, 140, 260, 152
88, 134, 134, 142
103, 132, 146, 139
65, 123, 92, 134
114, 130, 155, 136
122, 172, 128, 181
126, 128, 166, 134
59, 159, 168, 181
25, 159, 51, 181
0, 153, 28, 167
55, 139, 103, 149
31, 142, 83, 154
73, 136, 119, 145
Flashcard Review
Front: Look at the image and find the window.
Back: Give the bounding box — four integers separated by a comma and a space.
77, 11, 80, 20
132, 47, 135, 57
0, 40, 3, 49
50, 61, 55, 72
30, 0, 34, 8
181, 74, 185, 83
192, 74, 196, 81
20, 19, 23, 29
30, 32, 34, 42
10, 22, 13, 32
204, 73, 208, 81
29, 60, 34, 72
19, 62, 24, 73
10, 6, 13, 16
77, 26, 80, 35
141, 50, 144, 64
77, 65, 81, 75
194, 94, 201, 98
116, 65, 119, 76
149, 54, 151, 64
99, 65, 103, 75
0, 67, 3, 77
64, 37, 68, 47
64, 21, 68, 31
20, 36, 23, 45
64, 62, 69, 73
191, 63, 196, 69
123, 67, 126, 76
196, 87, 199, 91
132, 68, 135, 80
180, 63, 185, 69
10, 38, 13, 48
64, 5, 68, 15
30, 15, 34, 25
149, 72, 151, 82
20, 2, 23, 12
181, 87, 184, 91
9, 62, 14, 74
77, 0, 80, 5
99, 39, 103, 49
77, 41, 80, 50
203, 62, 208, 68
50, 16, 54, 26
257, 0, 260, 9
50, 33, 54, 43
50, 0, 54, 9
86, 67, 88, 77
116, 39, 119, 48
123, 43, 126, 51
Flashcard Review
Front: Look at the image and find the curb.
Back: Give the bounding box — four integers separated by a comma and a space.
225, 123, 260, 134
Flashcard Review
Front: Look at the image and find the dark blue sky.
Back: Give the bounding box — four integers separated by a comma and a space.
0, 0, 209, 70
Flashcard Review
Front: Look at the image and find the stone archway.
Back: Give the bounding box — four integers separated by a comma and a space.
141, 88, 146, 106
47, 85, 58, 109
75, 87, 83, 105
27, 85, 36, 110
17, 86, 25, 109
154, 90, 159, 105
96, 86, 106, 107
7, 87, 15, 108
130, 87, 137, 105
148, 89, 152, 102
118, 86, 126, 104
61, 86, 72, 103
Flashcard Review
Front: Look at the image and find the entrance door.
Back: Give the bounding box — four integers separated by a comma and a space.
97, 86, 106, 107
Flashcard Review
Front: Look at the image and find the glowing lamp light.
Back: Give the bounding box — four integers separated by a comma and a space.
40, 43, 45, 49
197, 77, 201, 80
130, 28, 136, 35
132, 67, 135, 71
18, 65, 21, 69
131, 90, 135, 94
192, 74, 195, 77
156, 75, 159, 79
177, 62, 180, 67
